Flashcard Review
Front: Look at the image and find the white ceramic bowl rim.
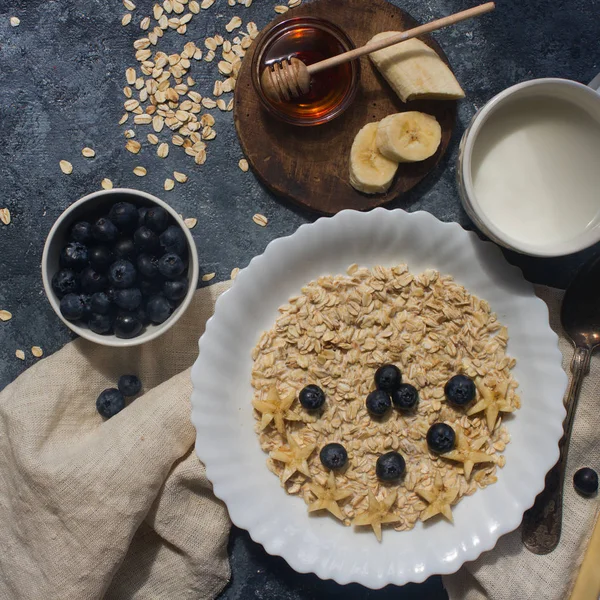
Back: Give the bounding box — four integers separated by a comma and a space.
191, 208, 567, 588
41, 188, 199, 348
461, 77, 600, 257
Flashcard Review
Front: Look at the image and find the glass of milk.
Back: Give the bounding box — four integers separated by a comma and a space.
457, 76, 600, 257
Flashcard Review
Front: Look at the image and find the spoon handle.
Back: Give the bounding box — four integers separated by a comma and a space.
521, 346, 591, 554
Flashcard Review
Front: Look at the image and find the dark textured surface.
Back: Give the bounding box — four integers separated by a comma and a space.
0, 0, 598, 598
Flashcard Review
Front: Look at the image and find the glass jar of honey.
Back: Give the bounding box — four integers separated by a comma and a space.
251, 17, 360, 126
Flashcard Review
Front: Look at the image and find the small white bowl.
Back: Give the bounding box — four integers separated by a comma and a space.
457, 76, 600, 257
42, 188, 199, 347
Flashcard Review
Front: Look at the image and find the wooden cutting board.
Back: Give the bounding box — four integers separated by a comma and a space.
234, 0, 458, 215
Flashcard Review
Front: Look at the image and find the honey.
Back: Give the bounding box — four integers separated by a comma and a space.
252, 17, 359, 126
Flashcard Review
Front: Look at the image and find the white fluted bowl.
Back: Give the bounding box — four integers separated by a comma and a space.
191, 209, 567, 589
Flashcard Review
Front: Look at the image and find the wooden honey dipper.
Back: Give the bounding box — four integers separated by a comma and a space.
260, 2, 495, 103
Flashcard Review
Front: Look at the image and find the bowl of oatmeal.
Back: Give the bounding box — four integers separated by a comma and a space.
191, 208, 567, 588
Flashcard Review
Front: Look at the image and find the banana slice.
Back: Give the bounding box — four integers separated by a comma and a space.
376, 112, 442, 162
368, 34, 465, 103
349, 122, 399, 194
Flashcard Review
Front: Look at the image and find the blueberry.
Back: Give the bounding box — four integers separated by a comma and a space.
114, 287, 142, 311
118, 374, 142, 397
391, 383, 419, 411
96, 388, 125, 418
108, 260, 137, 289
90, 292, 111, 315
573, 467, 598, 497
80, 266, 108, 294
114, 313, 143, 338
70, 221, 93, 244
88, 245, 113, 273
146, 295, 171, 324
445, 375, 476, 407
427, 423, 456, 453
374, 364, 402, 392
159, 225, 187, 256
319, 443, 348, 470
60, 293, 85, 321
163, 277, 188, 301
158, 253, 185, 279
88, 312, 114, 334
139, 277, 163, 297
137, 254, 159, 279
109, 202, 138, 232
52, 269, 79, 298
78, 294, 93, 319
60, 241, 89, 271
299, 384, 325, 410
92, 217, 119, 243
134, 226, 160, 253
376, 451, 406, 481
113, 238, 137, 261
138, 206, 148, 226
366, 389, 391, 417
143, 206, 169, 233
105, 286, 118, 303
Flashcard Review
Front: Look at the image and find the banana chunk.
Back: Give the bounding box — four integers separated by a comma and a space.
369, 35, 465, 103
376, 112, 442, 162
349, 122, 399, 194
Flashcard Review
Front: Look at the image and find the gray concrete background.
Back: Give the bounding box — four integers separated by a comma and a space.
0, 0, 598, 598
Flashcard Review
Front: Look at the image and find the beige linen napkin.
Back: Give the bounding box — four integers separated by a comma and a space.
0, 281, 233, 600
444, 286, 600, 600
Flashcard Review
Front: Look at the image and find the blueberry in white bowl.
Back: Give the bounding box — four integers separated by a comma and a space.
42, 189, 199, 347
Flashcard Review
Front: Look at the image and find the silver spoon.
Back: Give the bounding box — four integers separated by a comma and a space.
522, 254, 600, 554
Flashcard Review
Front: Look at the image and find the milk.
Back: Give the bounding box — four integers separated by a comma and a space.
471, 96, 600, 247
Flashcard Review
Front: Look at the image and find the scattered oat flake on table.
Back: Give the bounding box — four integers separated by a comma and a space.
31, 346, 43, 358
274, 5, 289, 13
123, 0, 136, 10
59, 160, 73, 174
202, 272, 216, 282
173, 171, 188, 183
133, 166, 147, 176
226, 16, 242, 32
126, 140, 141, 154
0, 310, 12, 321
184, 217, 197, 229
122, 13, 132, 25
147, 133, 159, 144
119, 113, 129, 125
15, 350, 25, 361
82, 147, 95, 158
288, 0, 301, 6
230, 267, 240, 280
10, 17, 20, 27
0, 208, 10, 225
164, 178, 175, 191
253, 213, 268, 227
201, 0, 214, 7
101, 178, 113, 190
157, 143, 169, 158
238, 159, 249, 172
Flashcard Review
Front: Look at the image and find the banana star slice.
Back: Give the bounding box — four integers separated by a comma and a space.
441, 428, 496, 480
368, 35, 465, 103
352, 489, 401, 541
306, 471, 352, 521
270, 432, 316, 484
349, 122, 399, 194
376, 112, 442, 163
468, 378, 515, 432
252, 386, 300, 434
415, 472, 458, 523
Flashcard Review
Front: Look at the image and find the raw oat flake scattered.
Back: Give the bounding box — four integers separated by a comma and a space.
10, 17, 20, 27
0, 208, 11, 225
31, 346, 43, 358
238, 158, 249, 172
59, 160, 73, 174
101, 178, 114, 190
0, 310, 12, 321
252, 213, 268, 227
15, 349, 25, 361
202, 272, 216, 282
184, 217, 197, 229
82, 147, 96, 158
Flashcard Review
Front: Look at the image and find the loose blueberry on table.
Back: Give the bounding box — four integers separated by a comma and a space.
573, 467, 598, 497
376, 451, 406, 481
427, 423, 456, 453
319, 443, 348, 470
299, 384, 326, 410
53, 201, 190, 338
96, 388, 125, 419
445, 374, 476, 407
118, 374, 142, 397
